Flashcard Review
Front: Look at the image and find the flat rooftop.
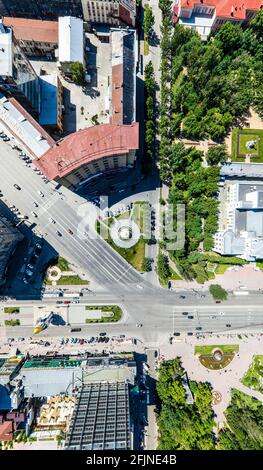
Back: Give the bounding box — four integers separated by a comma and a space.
0, 93, 55, 158
65, 382, 131, 450
23, 356, 83, 369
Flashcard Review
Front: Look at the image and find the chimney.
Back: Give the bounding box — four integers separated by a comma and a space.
231, 5, 234, 16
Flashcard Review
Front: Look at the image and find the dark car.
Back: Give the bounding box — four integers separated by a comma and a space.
187, 332, 193, 336
173, 332, 181, 336
226, 324, 231, 328
196, 327, 202, 331
182, 311, 188, 315
188, 316, 194, 319
99, 332, 107, 336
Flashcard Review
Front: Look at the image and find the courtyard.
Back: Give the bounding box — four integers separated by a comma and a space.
232, 128, 263, 163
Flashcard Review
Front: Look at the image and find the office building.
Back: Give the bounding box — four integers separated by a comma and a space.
65, 381, 131, 450
0, 217, 24, 287
0, 20, 40, 115
214, 181, 263, 260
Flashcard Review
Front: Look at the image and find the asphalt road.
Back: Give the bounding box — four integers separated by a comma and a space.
0, 140, 263, 341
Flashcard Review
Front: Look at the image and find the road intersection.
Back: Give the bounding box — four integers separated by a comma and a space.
0, 121, 263, 342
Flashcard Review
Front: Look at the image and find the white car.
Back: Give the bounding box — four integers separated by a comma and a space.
38, 191, 44, 197
33, 202, 38, 207
31, 211, 38, 218
50, 218, 56, 224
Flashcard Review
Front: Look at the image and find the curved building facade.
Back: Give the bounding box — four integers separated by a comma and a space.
35, 122, 139, 189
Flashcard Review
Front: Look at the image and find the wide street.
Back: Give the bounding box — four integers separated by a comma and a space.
0, 137, 263, 341
0, 0, 262, 342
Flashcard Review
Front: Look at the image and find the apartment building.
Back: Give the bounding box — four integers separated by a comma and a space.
82, 0, 136, 26
172, 0, 263, 40
0, 0, 82, 21
2, 17, 58, 58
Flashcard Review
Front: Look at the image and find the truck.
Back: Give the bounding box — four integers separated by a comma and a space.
42, 291, 62, 298
63, 292, 80, 298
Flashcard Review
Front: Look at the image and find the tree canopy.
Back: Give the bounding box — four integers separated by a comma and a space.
165, 11, 263, 141
157, 359, 216, 450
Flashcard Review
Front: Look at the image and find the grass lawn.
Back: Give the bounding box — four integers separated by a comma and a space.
5, 319, 20, 326
256, 261, 263, 269
85, 305, 122, 323
195, 344, 239, 355
232, 128, 263, 163
56, 276, 89, 285
241, 355, 263, 393
57, 257, 70, 271
169, 266, 182, 280
215, 264, 232, 275
144, 39, 149, 56
4, 307, 20, 314
97, 206, 147, 271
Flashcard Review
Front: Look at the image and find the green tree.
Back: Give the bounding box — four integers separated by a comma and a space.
70, 61, 84, 85
144, 5, 154, 39
206, 144, 228, 165
209, 284, 228, 301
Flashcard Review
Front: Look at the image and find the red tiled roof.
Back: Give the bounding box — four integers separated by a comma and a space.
3, 17, 58, 44
35, 123, 139, 180
111, 64, 123, 125
0, 421, 14, 442
180, 0, 262, 19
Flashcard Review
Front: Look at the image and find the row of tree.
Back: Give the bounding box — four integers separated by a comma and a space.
143, 61, 156, 173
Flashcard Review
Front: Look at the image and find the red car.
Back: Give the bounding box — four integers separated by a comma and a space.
64, 300, 71, 304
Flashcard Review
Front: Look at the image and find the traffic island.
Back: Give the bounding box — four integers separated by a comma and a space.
85, 305, 123, 323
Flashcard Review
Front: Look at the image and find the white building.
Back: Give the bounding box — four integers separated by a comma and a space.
214, 182, 263, 260
0, 21, 12, 76
58, 16, 84, 65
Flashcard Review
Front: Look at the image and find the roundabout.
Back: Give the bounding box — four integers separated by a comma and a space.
110, 218, 141, 248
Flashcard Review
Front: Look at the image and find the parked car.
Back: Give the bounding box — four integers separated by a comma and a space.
14, 184, 21, 190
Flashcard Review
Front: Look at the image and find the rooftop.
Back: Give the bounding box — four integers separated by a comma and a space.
0, 21, 12, 76
35, 122, 139, 180
179, 0, 263, 20
65, 382, 131, 450
3, 17, 58, 44
58, 16, 84, 64
23, 356, 83, 369
110, 29, 136, 126
39, 74, 59, 126
0, 93, 55, 158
